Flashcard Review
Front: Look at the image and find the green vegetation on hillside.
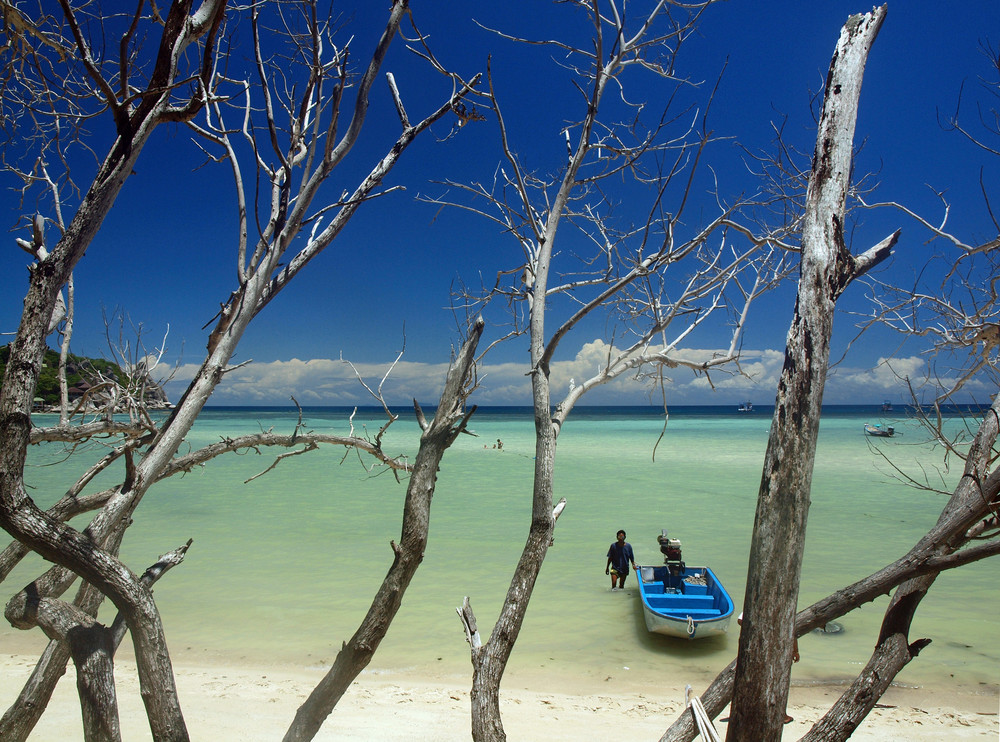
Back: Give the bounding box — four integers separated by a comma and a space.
0, 344, 125, 405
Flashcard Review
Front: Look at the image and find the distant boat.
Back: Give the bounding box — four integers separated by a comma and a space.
864, 422, 895, 437
737, 401, 753, 412
881, 400, 893, 412
636, 533, 735, 639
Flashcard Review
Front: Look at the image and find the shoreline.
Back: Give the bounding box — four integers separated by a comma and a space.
2, 653, 996, 740
6, 621, 996, 706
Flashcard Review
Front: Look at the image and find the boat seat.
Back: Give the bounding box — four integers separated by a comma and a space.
645, 595, 715, 610
645, 595, 716, 611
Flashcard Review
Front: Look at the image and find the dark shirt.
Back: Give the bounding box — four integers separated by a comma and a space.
607, 541, 635, 572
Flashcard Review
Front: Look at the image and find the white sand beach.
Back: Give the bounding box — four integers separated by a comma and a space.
3, 654, 996, 740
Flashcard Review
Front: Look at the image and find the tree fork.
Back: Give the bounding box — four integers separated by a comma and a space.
0, 540, 191, 741
799, 575, 934, 742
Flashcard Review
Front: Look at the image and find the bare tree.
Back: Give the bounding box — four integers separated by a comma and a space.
662, 388, 1000, 741
662, 8, 1000, 742
1, 3, 229, 737
793, 34, 1000, 742
441, 2, 794, 738
3, 3, 991, 741
283, 319, 484, 742
726, 7, 895, 740
0, 2, 482, 739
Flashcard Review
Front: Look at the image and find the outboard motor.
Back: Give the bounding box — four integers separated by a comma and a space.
657, 530, 685, 577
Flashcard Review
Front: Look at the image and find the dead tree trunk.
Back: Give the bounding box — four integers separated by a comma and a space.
42, 604, 119, 742
661, 397, 1000, 742
0, 4, 227, 739
0, 538, 191, 742
71, 631, 118, 742
3, 2, 477, 738
57, 277, 74, 425
465, 402, 561, 742
464, 141, 568, 741
726, 7, 893, 741
799, 575, 934, 742
282, 319, 484, 742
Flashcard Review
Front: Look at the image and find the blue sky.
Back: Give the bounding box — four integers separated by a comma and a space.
2, 1, 997, 408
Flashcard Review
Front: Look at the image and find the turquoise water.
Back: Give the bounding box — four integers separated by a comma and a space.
5, 405, 997, 697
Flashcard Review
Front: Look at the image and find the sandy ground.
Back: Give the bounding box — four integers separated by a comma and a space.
1, 654, 997, 740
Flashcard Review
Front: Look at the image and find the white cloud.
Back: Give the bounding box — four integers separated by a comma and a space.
157, 339, 952, 407
823, 355, 994, 405
161, 356, 456, 406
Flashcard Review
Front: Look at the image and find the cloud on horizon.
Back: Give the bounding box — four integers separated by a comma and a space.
156, 340, 961, 408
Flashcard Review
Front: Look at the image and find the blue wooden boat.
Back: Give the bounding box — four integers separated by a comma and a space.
637, 565, 735, 639
637, 533, 735, 639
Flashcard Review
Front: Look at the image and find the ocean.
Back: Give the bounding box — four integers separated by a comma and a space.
5, 405, 998, 700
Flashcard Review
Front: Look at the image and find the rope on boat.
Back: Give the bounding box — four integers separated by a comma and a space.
685, 684, 721, 742
686, 615, 695, 636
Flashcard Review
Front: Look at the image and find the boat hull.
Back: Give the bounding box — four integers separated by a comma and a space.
864, 423, 894, 437
637, 565, 734, 640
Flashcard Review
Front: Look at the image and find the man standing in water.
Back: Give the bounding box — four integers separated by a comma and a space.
605, 529, 638, 591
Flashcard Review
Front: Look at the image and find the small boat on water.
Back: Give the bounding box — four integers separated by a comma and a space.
737, 401, 753, 412
864, 422, 895, 437
637, 532, 735, 639
881, 400, 893, 413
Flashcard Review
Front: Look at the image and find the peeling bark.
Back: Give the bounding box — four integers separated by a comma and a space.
726, 8, 891, 742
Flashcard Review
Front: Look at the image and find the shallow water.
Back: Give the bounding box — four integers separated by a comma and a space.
5, 405, 997, 698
